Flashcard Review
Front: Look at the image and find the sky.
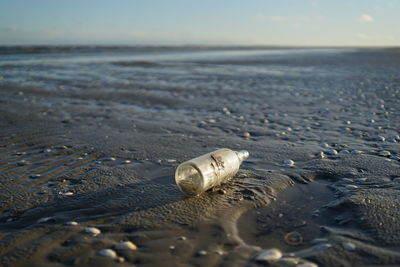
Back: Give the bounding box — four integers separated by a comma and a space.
0, 0, 399, 46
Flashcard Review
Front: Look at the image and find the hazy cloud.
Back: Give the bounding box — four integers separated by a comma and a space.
256, 15, 323, 23
356, 33, 369, 39
383, 35, 395, 41
256, 15, 289, 22
291, 23, 302, 29
358, 14, 374, 22
309, 0, 319, 7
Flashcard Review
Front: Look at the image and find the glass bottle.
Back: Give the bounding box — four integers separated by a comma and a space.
175, 148, 249, 196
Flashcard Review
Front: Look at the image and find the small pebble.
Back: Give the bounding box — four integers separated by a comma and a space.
17, 160, 28, 166
178, 236, 187, 241
351, 150, 363, 155
255, 248, 282, 262
114, 241, 137, 250
374, 136, 385, 142
313, 243, 332, 252
378, 150, 391, 157
340, 150, 350, 154
299, 262, 318, 267
345, 185, 358, 190
61, 192, 74, 196
43, 148, 52, 153
283, 159, 295, 167
356, 178, 368, 182
65, 221, 79, 226
116, 257, 125, 263
222, 107, 231, 114
197, 250, 207, 256
84, 227, 101, 236
326, 149, 338, 155
109, 157, 116, 161
277, 257, 300, 265
208, 119, 216, 123
243, 132, 251, 137
215, 250, 224, 255
217, 188, 226, 195
37, 217, 55, 223
97, 249, 117, 258
319, 142, 329, 148
316, 151, 325, 159
124, 160, 131, 164
30, 174, 41, 179
343, 242, 356, 251
345, 120, 351, 125
169, 245, 175, 250
166, 159, 177, 163
387, 137, 397, 143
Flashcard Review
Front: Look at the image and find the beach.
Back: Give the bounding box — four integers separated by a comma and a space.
0, 47, 399, 266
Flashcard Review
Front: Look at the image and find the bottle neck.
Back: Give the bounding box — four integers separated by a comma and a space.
235, 150, 249, 163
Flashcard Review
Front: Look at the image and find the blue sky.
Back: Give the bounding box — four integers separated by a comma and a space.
0, 0, 399, 46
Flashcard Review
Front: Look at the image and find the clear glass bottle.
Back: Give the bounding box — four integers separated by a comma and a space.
175, 148, 249, 196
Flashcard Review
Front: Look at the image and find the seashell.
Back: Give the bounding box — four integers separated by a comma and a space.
65, 221, 79, 226
97, 249, 117, 258
325, 149, 338, 155
243, 132, 251, 137
378, 150, 391, 157
84, 227, 101, 236
343, 242, 356, 251
114, 241, 137, 250
197, 250, 207, 256
316, 151, 325, 159
299, 262, 318, 267
374, 136, 385, 142
255, 248, 282, 262
283, 159, 295, 167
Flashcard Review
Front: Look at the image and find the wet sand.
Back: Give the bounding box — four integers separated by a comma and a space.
0, 47, 400, 266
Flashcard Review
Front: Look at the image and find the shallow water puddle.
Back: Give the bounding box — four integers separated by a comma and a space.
238, 180, 335, 251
